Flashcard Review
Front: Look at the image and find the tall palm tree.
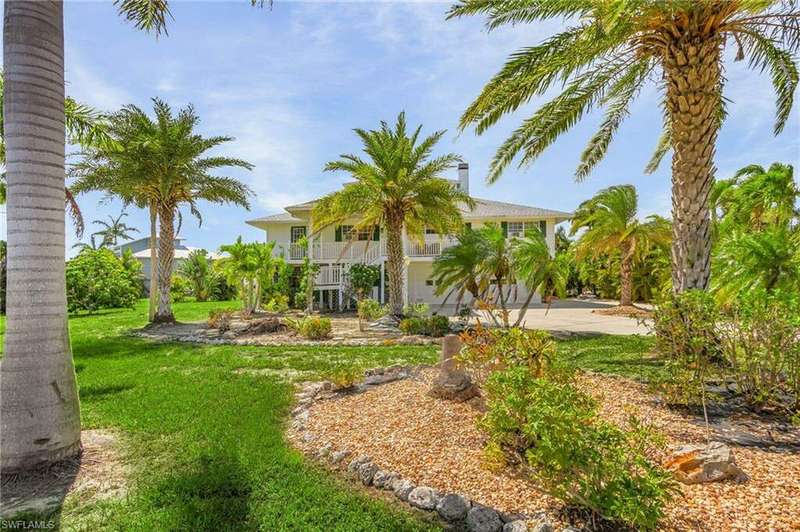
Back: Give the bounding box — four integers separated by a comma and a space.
71, 99, 253, 323
0, 0, 172, 473
312, 112, 472, 316
570, 185, 671, 307
448, 0, 800, 293
92, 211, 139, 247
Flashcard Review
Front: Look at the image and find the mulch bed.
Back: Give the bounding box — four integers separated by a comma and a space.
592, 305, 653, 319
288, 369, 800, 531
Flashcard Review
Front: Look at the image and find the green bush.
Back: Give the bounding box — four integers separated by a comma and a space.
721, 289, 799, 414
399, 316, 427, 335
403, 302, 429, 318
458, 325, 559, 383
481, 367, 677, 530
263, 294, 290, 313
66, 248, 140, 312
170, 274, 192, 303
357, 298, 388, 322
288, 316, 332, 340
348, 264, 380, 300
426, 315, 450, 337
650, 290, 721, 405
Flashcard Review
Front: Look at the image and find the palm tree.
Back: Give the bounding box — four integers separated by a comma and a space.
178, 249, 217, 302
312, 112, 472, 316
219, 238, 278, 315
432, 227, 490, 310
92, 211, 139, 247
511, 229, 569, 327
570, 186, 671, 307
0, 0, 142, 472
448, 1, 800, 292
71, 99, 253, 323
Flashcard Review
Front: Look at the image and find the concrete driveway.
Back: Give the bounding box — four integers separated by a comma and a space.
441, 299, 651, 336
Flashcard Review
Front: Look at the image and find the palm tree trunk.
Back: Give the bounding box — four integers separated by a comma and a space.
1, 0, 82, 471
619, 243, 634, 307
385, 214, 404, 317
148, 202, 157, 322
154, 205, 175, 323
665, 33, 722, 293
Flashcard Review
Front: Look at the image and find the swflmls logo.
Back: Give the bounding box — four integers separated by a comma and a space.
0, 521, 55, 530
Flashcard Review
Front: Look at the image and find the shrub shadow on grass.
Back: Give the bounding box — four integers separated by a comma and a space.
149, 451, 252, 531
79, 383, 135, 400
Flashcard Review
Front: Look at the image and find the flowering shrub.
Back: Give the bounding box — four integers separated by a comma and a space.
66, 248, 140, 312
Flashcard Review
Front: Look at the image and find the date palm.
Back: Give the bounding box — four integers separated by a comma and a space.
313, 112, 472, 316
448, 0, 800, 292
432, 227, 491, 310
1, 0, 170, 472
72, 99, 253, 323
511, 229, 569, 327
570, 185, 671, 307
92, 211, 139, 247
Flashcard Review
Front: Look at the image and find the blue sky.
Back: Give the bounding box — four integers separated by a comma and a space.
3, 1, 799, 253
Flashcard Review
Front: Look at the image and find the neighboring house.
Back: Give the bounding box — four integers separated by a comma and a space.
246, 163, 571, 311
115, 236, 223, 293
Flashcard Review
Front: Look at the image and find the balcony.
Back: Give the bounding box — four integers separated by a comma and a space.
277, 235, 459, 263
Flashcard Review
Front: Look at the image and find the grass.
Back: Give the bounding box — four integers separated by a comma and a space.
0, 300, 664, 530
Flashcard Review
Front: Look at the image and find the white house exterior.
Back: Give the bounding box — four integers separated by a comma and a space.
246, 164, 571, 311
115, 236, 223, 293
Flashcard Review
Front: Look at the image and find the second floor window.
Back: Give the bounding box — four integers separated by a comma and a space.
336, 225, 376, 241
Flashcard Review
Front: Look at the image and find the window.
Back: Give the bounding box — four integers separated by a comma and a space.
290, 226, 306, 243
356, 228, 372, 241
425, 227, 438, 235
507, 222, 525, 238
337, 225, 372, 241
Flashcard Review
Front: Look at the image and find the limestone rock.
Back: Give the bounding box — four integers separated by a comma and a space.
407, 486, 440, 511
466, 506, 503, 532
528, 520, 554, 532
392, 479, 415, 501
503, 521, 528, 532
436, 493, 470, 521
347, 454, 372, 474
330, 450, 351, 465
665, 441, 747, 484
372, 470, 398, 489
358, 462, 379, 485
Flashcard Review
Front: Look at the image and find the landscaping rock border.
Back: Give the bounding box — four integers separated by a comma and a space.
289, 368, 557, 532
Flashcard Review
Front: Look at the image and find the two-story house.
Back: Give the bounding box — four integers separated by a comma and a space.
246, 163, 571, 311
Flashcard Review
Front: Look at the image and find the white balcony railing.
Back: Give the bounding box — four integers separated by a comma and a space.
315, 264, 342, 286
405, 235, 458, 257
278, 235, 460, 262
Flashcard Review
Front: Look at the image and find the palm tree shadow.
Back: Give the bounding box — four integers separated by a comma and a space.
149, 451, 252, 531
0, 455, 80, 527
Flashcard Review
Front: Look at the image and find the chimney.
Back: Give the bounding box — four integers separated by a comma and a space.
458, 162, 470, 195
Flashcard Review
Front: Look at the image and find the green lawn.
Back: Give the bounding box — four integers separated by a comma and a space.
0, 301, 662, 531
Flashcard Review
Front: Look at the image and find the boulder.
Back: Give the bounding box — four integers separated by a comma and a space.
392, 479, 415, 501
372, 470, 398, 489
428, 335, 480, 402
358, 462, 379, 486
466, 506, 503, 532
329, 450, 351, 465
503, 521, 528, 532
347, 454, 372, 474
436, 493, 470, 521
407, 486, 440, 511
528, 520, 554, 532
665, 441, 747, 484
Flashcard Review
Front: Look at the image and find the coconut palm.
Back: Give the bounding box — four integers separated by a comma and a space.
92, 211, 139, 247
0, 0, 165, 473
511, 229, 569, 327
72, 99, 253, 323
312, 112, 472, 316
571, 185, 671, 307
448, 0, 800, 293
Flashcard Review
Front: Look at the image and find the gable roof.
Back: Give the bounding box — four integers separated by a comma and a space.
464, 198, 571, 221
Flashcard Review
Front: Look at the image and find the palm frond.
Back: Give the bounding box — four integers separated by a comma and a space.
114, 0, 172, 36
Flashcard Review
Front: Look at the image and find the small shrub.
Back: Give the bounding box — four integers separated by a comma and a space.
459, 325, 558, 383
348, 264, 380, 300
328, 367, 362, 390
399, 316, 427, 335
357, 298, 388, 322
650, 290, 721, 405
263, 294, 290, 313
170, 274, 191, 303
287, 316, 332, 340
481, 367, 677, 530
403, 302, 429, 318
207, 309, 234, 333
426, 315, 450, 337
720, 289, 799, 414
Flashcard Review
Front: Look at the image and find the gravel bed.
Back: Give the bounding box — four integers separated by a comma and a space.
288, 369, 800, 531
